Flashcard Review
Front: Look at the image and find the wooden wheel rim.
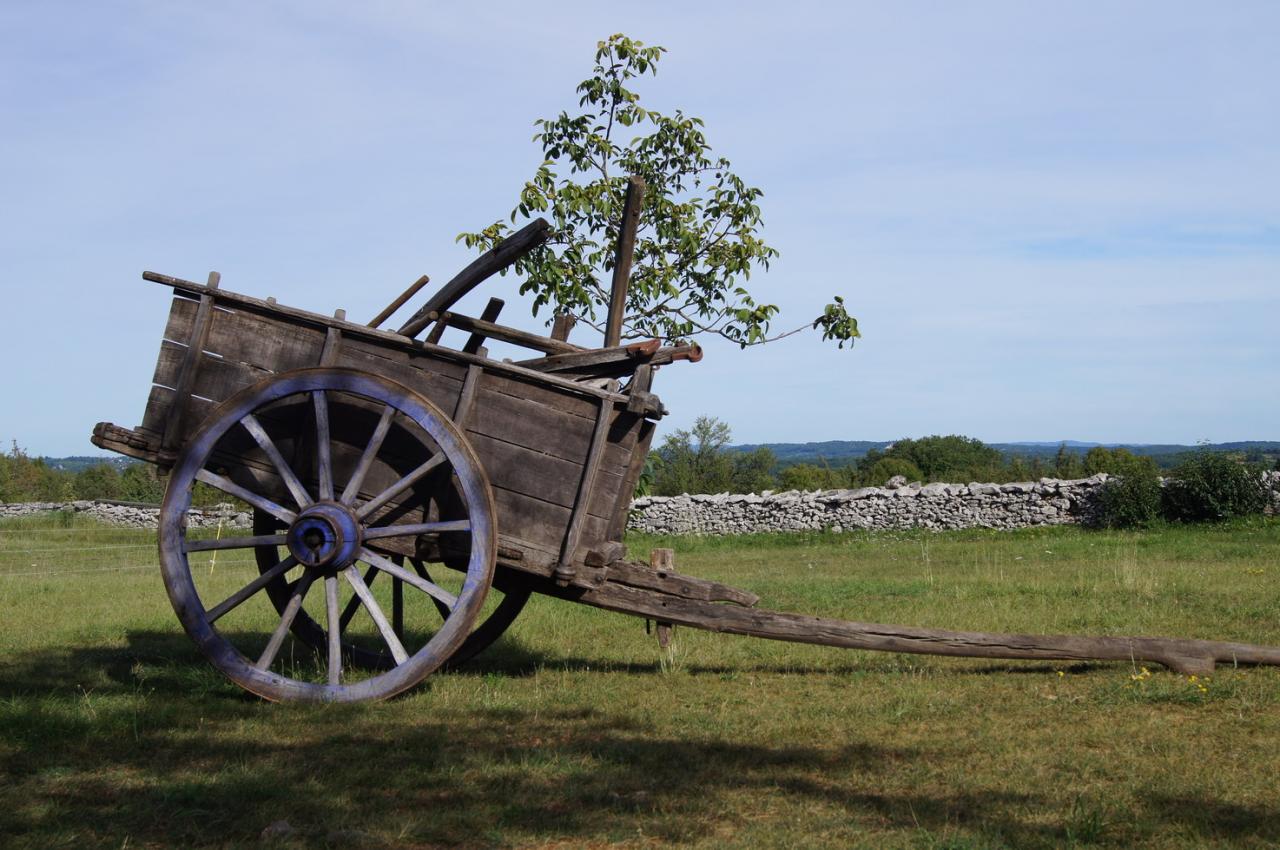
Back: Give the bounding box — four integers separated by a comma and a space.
158, 367, 497, 702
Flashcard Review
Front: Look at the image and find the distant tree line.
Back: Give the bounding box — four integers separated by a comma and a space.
646, 418, 1278, 527
0, 442, 224, 505
644, 417, 1195, 497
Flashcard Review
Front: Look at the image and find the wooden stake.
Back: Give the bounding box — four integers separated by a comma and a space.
368, 274, 430, 329
604, 176, 646, 348
652, 548, 675, 648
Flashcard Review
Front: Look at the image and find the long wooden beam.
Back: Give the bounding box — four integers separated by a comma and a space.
604, 176, 645, 348
530, 573, 1280, 677
398, 218, 550, 338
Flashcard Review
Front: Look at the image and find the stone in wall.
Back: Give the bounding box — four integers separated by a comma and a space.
629, 471, 1280, 536
0, 500, 252, 529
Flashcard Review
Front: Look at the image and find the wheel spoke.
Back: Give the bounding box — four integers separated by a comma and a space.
340, 404, 395, 506
355, 453, 449, 521
344, 565, 409, 665
186, 533, 287, 553
359, 547, 458, 611
325, 574, 341, 685
412, 559, 453, 620
313, 391, 334, 502
255, 572, 316, 670
240, 413, 313, 510
362, 519, 471, 541
338, 563, 379, 631
389, 558, 404, 637
196, 469, 297, 524
206, 556, 298, 623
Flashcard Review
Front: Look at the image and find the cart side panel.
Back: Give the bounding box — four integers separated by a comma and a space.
144, 292, 648, 579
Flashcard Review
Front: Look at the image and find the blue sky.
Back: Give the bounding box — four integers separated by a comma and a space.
1, 1, 1276, 456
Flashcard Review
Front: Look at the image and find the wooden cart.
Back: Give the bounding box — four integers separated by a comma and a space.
94, 210, 1280, 703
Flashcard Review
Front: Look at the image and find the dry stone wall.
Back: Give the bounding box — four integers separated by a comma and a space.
4, 472, 1276, 536
629, 476, 1111, 535
0, 500, 251, 529
630, 472, 1280, 536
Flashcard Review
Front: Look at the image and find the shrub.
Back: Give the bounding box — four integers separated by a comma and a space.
1094, 467, 1163, 528
860, 457, 925, 487
1161, 451, 1269, 522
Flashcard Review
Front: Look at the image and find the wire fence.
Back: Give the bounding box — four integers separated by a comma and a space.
0, 524, 259, 580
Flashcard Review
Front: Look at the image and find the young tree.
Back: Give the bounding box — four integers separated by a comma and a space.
878, 435, 1004, 483
1053, 443, 1085, 479
731, 446, 778, 494
459, 34, 859, 349
652, 415, 736, 495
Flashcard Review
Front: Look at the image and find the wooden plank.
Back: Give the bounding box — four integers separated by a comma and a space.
551, 312, 577, 343
161, 272, 220, 451
425, 316, 448, 345
607, 417, 655, 539
462, 298, 505, 354
466, 384, 627, 463
397, 218, 550, 338
474, 369, 603, 423
465, 430, 621, 517
554, 399, 612, 584
435, 312, 581, 355
626, 364, 654, 415
91, 422, 168, 465
320, 326, 344, 366
512, 339, 660, 374
605, 175, 646, 347
145, 275, 632, 406
605, 554, 759, 607
152, 340, 272, 400
368, 274, 430, 329
335, 337, 467, 412
141, 385, 214, 441
453, 365, 482, 423
489, 482, 612, 558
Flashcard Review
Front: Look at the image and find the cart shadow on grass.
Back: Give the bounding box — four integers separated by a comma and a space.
3, 635, 1278, 847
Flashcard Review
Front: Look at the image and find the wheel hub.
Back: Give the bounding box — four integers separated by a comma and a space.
286, 501, 362, 572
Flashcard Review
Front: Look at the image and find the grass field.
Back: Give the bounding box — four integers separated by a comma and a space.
1, 513, 1278, 848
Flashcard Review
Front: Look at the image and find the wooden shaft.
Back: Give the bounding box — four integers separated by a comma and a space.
535, 578, 1280, 677
604, 176, 646, 348
368, 274, 430, 329
398, 218, 550, 338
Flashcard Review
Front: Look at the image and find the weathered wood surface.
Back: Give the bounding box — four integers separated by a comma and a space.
515, 342, 700, 381
528, 568, 1280, 676
606, 548, 758, 607
462, 298, 505, 355
550, 312, 577, 343
513, 339, 660, 375
368, 274, 430, 329
554, 400, 612, 585
397, 218, 550, 338
605, 176, 645, 348
117, 282, 657, 583
160, 272, 220, 453
434, 311, 582, 355
142, 273, 626, 405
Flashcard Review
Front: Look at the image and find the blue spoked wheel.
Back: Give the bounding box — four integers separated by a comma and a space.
158, 368, 497, 702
